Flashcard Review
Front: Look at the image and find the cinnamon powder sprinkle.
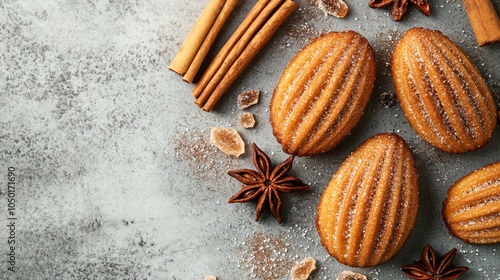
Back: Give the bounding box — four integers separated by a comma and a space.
172, 128, 235, 185
173, 129, 217, 167
240, 231, 293, 280
280, 1, 320, 45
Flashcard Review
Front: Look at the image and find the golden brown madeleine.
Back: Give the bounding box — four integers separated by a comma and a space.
392, 27, 497, 153
270, 31, 376, 156
316, 133, 419, 267
443, 162, 500, 244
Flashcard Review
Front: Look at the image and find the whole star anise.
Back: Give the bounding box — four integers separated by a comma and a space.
227, 143, 309, 223
368, 0, 431, 21
402, 244, 469, 279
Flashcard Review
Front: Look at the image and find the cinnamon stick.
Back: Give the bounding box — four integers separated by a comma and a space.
463, 0, 500, 46
169, 0, 236, 81
183, 0, 239, 83
193, 0, 275, 99
194, 0, 297, 111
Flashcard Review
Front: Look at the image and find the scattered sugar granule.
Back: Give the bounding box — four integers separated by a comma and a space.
237, 90, 260, 109
205, 276, 217, 280
317, 0, 349, 18
290, 257, 316, 280
336, 270, 367, 280
210, 127, 245, 157
239, 112, 256, 128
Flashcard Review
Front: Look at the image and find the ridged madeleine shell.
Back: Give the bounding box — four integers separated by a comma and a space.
316, 133, 419, 267
392, 27, 497, 153
270, 31, 376, 156
443, 162, 500, 244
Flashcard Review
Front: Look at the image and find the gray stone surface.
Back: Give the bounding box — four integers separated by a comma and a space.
1, 0, 499, 279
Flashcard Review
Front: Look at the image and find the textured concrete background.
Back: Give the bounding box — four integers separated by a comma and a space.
1, 0, 500, 279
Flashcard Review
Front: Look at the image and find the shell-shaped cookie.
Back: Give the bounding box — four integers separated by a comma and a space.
316, 133, 419, 267
391, 27, 497, 153
270, 31, 376, 156
443, 162, 500, 244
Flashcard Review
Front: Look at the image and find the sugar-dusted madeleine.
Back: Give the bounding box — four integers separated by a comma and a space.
316, 133, 419, 267
392, 27, 497, 153
270, 31, 376, 156
443, 162, 500, 244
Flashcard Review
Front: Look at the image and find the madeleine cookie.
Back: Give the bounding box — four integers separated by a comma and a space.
316, 133, 419, 267
270, 31, 376, 156
392, 27, 497, 153
443, 162, 500, 244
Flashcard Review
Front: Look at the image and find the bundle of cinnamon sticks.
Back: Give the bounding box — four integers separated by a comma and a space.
170, 0, 297, 112
169, 0, 239, 83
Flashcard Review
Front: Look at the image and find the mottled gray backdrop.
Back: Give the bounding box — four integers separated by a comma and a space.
1, 0, 499, 279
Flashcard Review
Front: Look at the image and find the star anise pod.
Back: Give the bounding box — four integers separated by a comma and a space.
402, 244, 469, 279
227, 143, 309, 223
368, 0, 431, 21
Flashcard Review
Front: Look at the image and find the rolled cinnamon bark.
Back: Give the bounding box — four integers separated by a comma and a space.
183, 0, 239, 83
169, 0, 237, 82
193, 0, 297, 112
193, 0, 275, 100
463, 0, 500, 46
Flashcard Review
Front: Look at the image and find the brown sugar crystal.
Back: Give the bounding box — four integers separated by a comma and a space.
318, 0, 349, 18
290, 257, 316, 280
239, 112, 256, 128
336, 270, 367, 280
209, 127, 245, 157
237, 89, 260, 109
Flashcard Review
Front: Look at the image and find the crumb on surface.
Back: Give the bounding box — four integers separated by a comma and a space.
379, 92, 396, 108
